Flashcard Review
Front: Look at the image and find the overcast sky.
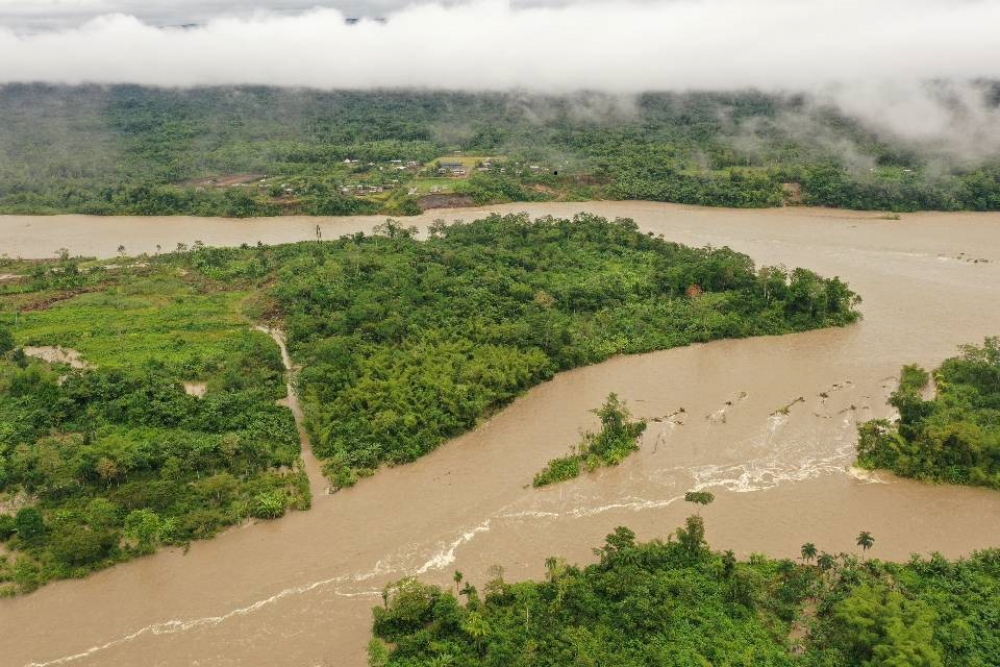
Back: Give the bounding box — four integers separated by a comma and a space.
2, 0, 997, 89
0, 0, 574, 30
2, 0, 997, 155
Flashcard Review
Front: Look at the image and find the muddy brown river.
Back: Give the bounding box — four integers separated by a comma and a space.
2, 203, 1000, 667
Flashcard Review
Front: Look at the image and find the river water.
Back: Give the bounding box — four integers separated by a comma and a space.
2, 203, 1000, 667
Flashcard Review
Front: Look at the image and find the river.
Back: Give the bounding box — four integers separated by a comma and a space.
2, 202, 1000, 667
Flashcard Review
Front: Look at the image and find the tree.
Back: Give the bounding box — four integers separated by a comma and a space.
676, 515, 706, 555
0, 325, 14, 356
801, 542, 818, 565
462, 611, 491, 657
15, 508, 46, 545
721, 549, 737, 579
459, 582, 479, 606
857, 531, 875, 559
96, 457, 120, 483
124, 509, 164, 553
453, 570, 463, 593
818, 552, 836, 572
684, 491, 715, 515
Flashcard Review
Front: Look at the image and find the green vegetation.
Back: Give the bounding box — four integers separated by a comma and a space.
370, 520, 1000, 666
857, 337, 1000, 490
533, 394, 647, 487
272, 214, 860, 488
2, 85, 999, 216
0, 263, 308, 595
685, 490, 716, 513
0, 213, 861, 592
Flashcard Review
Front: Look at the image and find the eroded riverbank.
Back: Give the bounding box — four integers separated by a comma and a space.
2, 203, 1000, 667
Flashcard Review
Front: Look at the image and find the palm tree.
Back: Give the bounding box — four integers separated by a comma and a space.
817, 552, 835, 572
459, 583, 478, 605
684, 491, 715, 515
856, 531, 875, 560
453, 570, 463, 593
800, 542, 818, 565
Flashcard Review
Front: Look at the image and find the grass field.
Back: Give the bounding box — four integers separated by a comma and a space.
8, 277, 259, 374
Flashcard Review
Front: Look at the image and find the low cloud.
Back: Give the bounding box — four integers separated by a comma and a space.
1, 1, 998, 90
1, 1, 999, 158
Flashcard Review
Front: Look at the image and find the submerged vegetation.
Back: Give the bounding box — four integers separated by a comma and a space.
2, 86, 999, 216
533, 394, 647, 487
857, 337, 1000, 490
370, 519, 1000, 667
0, 213, 860, 592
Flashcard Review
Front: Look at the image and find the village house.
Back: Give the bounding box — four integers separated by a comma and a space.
438, 162, 467, 176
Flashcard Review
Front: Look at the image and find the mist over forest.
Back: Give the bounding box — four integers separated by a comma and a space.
1, 84, 998, 216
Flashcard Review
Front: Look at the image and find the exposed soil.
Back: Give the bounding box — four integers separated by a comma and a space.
20, 287, 103, 312
181, 174, 266, 188
23, 346, 94, 369
782, 182, 804, 205
183, 382, 208, 398
418, 193, 476, 210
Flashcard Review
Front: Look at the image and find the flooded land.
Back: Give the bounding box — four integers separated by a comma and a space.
2, 202, 1000, 667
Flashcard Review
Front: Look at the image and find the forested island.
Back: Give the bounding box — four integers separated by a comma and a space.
370, 517, 1000, 667
2, 85, 999, 216
858, 338, 1000, 490
0, 214, 860, 594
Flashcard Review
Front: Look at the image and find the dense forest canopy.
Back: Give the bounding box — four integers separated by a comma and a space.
267, 214, 860, 487
1, 85, 999, 215
858, 338, 1000, 490
0, 214, 860, 592
371, 520, 1000, 666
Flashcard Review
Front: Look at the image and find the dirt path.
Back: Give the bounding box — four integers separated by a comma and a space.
254, 325, 328, 498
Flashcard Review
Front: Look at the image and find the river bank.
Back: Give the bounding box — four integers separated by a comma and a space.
3, 202, 998, 261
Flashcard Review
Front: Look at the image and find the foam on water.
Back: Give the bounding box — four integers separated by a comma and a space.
416, 520, 493, 574
845, 467, 892, 484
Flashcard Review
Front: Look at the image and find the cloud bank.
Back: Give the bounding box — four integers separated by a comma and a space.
2, 0, 1000, 159
1, 0, 998, 91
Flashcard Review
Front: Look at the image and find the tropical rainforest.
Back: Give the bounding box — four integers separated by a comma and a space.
0, 214, 860, 593
370, 517, 1000, 667
857, 337, 1000, 490
2, 85, 999, 216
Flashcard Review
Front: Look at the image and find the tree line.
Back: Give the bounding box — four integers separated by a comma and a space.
2, 85, 999, 216
370, 512, 998, 666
